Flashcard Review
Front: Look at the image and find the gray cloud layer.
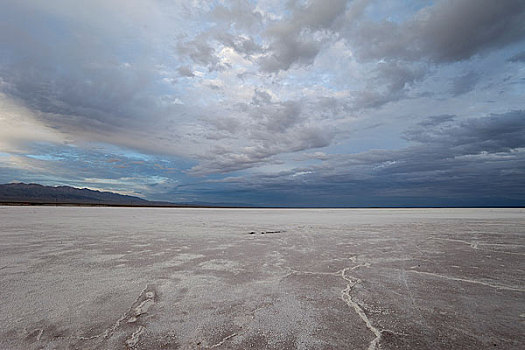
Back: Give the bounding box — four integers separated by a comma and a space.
209, 110, 525, 205
1, 0, 524, 205
346, 0, 525, 62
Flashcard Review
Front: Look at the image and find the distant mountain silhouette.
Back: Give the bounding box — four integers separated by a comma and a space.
0, 183, 172, 206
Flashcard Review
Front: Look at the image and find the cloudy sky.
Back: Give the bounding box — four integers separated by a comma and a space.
1, 0, 524, 206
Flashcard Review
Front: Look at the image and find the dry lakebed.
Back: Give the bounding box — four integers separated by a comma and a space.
0, 207, 524, 349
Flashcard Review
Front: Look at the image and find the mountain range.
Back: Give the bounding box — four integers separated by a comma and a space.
0, 183, 174, 206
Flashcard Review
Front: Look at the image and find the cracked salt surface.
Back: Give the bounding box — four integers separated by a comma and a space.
0, 207, 524, 349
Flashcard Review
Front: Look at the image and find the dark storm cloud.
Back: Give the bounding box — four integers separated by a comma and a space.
404, 110, 525, 154
258, 36, 320, 73
353, 111, 525, 187
211, 0, 263, 31
209, 110, 525, 205
451, 71, 481, 96
508, 51, 525, 63
176, 35, 228, 72
177, 66, 195, 77
352, 61, 425, 109
415, 115, 455, 127
347, 0, 525, 62
259, 0, 348, 72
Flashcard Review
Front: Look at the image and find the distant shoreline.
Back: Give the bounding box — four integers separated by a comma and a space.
1, 202, 523, 209
0, 202, 217, 208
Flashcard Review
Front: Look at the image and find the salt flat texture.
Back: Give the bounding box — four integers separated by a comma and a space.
0, 207, 524, 349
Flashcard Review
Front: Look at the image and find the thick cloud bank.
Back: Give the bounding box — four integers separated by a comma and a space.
0, 0, 524, 206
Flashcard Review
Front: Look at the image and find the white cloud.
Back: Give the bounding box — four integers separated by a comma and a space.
0, 94, 67, 153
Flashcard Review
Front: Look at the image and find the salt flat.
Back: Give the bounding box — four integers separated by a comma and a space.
0, 207, 524, 349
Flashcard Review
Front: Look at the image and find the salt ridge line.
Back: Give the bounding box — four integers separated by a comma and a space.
408, 270, 525, 292
432, 238, 525, 256
126, 326, 145, 348
208, 333, 238, 349
76, 284, 156, 347
283, 262, 370, 278
340, 267, 382, 350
